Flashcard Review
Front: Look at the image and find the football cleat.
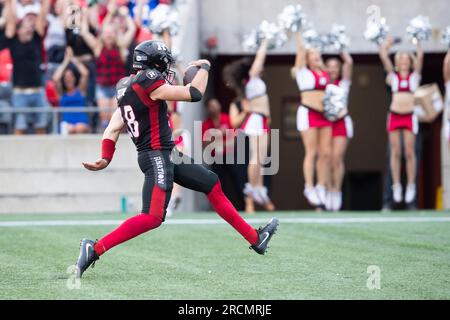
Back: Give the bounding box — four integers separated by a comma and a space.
75, 238, 99, 279
250, 218, 279, 255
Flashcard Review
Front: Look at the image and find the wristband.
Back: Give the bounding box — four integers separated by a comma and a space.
101, 139, 116, 163
200, 63, 211, 72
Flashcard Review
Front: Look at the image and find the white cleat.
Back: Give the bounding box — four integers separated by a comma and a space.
332, 191, 343, 212
392, 184, 403, 203
325, 191, 333, 211
304, 186, 321, 207
315, 185, 327, 207
256, 186, 271, 205
244, 183, 265, 205
405, 184, 416, 204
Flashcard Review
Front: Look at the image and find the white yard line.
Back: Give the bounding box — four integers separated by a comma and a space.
0, 216, 450, 227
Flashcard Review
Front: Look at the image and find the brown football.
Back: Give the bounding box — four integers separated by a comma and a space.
183, 65, 201, 85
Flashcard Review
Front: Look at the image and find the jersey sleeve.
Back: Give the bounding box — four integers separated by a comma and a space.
136, 69, 166, 94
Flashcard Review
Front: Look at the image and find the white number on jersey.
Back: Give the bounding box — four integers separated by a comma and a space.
124, 105, 140, 138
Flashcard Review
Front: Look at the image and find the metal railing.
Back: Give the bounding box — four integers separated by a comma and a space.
0, 106, 115, 134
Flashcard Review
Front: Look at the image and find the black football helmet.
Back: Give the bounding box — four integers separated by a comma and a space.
133, 40, 176, 82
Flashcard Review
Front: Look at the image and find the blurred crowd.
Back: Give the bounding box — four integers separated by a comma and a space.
0, 0, 172, 134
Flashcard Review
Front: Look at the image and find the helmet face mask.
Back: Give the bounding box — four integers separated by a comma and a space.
132, 40, 176, 83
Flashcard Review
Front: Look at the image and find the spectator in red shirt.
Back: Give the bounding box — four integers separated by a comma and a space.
202, 98, 247, 210
81, 1, 136, 129
4, 0, 50, 135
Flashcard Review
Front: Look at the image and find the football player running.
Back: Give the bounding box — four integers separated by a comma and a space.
74, 40, 279, 278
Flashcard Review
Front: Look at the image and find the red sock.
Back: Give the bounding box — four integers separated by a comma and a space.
207, 181, 258, 245
94, 213, 162, 256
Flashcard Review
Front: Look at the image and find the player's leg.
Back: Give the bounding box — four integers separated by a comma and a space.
316, 126, 332, 206
300, 127, 320, 206
330, 137, 348, 211
403, 129, 417, 204
33, 90, 49, 134
94, 150, 173, 255
256, 133, 275, 210
75, 150, 173, 278
245, 134, 265, 204
11, 91, 27, 135
173, 151, 278, 254
389, 130, 402, 202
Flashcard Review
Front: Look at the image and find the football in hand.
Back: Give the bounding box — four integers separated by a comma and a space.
183, 65, 201, 85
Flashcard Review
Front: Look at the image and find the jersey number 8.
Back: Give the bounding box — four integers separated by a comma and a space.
124, 105, 140, 138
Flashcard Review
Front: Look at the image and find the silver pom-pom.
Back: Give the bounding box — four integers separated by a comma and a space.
302, 28, 328, 51
364, 17, 389, 45
148, 4, 180, 37
325, 24, 350, 52
323, 85, 348, 122
442, 26, 450, 48
242, 21, 288, 51
277, 4, 307, 33
406, 15, 432, 43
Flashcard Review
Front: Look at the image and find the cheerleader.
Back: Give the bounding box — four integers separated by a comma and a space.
228, 98, 257, 214
325, 52, 354, 211
444, 49, 450, 147
292, 31, 332, 208
223, 39, 275, 212
379, 36, 424, 205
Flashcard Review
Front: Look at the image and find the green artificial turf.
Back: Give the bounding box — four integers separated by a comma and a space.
0, 211, 449, 299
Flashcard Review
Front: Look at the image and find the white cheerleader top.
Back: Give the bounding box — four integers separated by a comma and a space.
388, 71, 421, 93
245, 77, 267, 100
295, 67, 330, 91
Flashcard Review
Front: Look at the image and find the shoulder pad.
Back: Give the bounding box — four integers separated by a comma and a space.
116, 76, 131, 91
145, 69, 163, 80
134, 69, 166, 90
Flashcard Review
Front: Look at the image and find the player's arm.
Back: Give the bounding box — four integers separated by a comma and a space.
294, 31, 306, 70
36, 0, 50, 36
162, 29, 172, 50
414, 41, 424, 74
150, 59, 210, 102
341, 51, 353, 81
82, 109, 125, 171
52, 48, 73, 95
4, 0, 17, 39
80, 8, 102, 57
71, 55, 90, 95
444, 49, 450, 83
117, 11, 137, 50
229, 100, 250, 129
102, 0, 117, 27
379, 37, 394, 85
134, 0, 146, 26
249, 38, 268, 78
